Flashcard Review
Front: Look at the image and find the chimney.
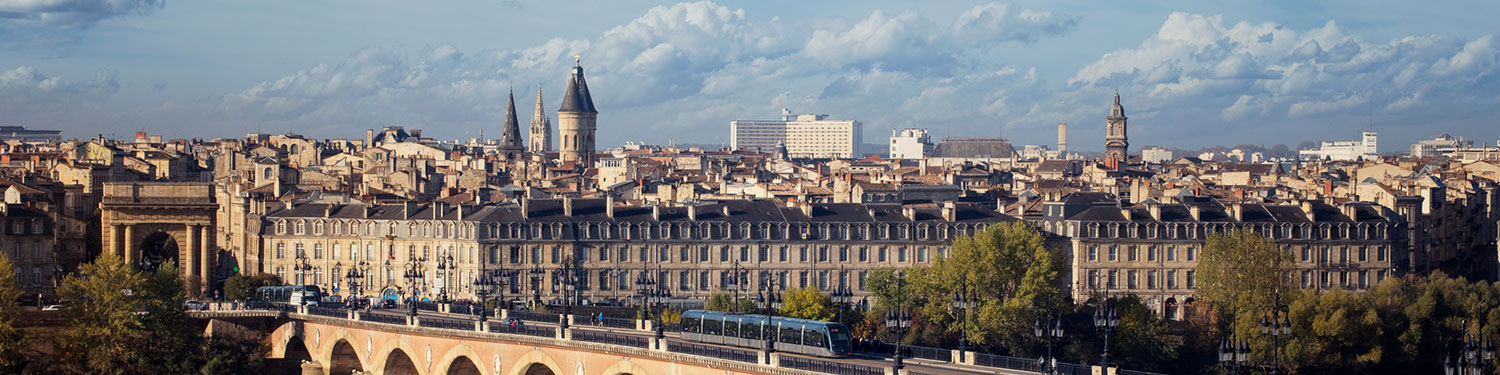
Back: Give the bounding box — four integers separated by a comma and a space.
1148, 201, 1161, 221
606, 195, 616, 218
800, 201, 813, 218
1340, 203, 1358, 220
364, 203, 373, 219
433, 202, 442, 220
1302, 200, 1316, 221
919, 159, 929, 175
563, 197, 574, 217
652, 205, 661, 221
721, 204, 731, 217
1057, 123, 1068, 152
324, 204, 334, 218
404, 201, 417, 219
1121, 208, 1132, 221
1232, 203, 1243, 222
457, 204, 465, 220
1188, 205, 1201, 221
941, 202, 955, 222
366, 129, 374, 146
520, 198, 529, 219
687, 204, 697, 221
902, 206, 916, 221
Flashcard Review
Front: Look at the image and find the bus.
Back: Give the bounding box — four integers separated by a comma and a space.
681, 310, 852, 358
257, 285, 324, 306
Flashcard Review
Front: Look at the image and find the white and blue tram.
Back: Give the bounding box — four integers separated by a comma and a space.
681, 310, 852, 357
257, 285, 323, 306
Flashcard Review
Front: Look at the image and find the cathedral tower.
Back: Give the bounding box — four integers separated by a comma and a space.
1104, 93, 1129, 168
497, 88, 524, 160
528, 84, 553, 153
557, 58, 598, 165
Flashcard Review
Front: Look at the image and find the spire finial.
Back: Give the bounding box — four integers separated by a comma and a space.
574, 54, 581, 66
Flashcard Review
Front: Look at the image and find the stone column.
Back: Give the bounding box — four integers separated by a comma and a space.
201, 226, 213, 295
112, 224, 123, 258
123, 225, 135, 266
185, 225, 199, 294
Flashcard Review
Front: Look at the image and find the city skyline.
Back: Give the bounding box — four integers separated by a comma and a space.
1, 1, 1497, 153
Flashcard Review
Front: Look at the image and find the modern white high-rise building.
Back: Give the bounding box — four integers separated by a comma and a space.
889, 128, 932, 159
1141, 146, 1173, 164
1300, 131, 1378, 161
730, 109, 863, 159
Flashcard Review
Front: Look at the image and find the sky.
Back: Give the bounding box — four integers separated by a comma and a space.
1, 0, 1497, 153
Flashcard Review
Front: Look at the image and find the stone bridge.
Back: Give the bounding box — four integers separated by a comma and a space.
199, 307, 848, 375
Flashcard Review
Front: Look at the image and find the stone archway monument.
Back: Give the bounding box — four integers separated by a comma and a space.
101, 182, 218, 296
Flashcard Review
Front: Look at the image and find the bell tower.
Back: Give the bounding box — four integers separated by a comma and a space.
1104, 93, 1129, 168
557, 57, 598, 165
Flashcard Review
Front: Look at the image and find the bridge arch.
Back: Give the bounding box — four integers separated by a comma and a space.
434, 344, 489, 375
601, 358, 650, 375
382, 347, 424, 375
507, 350, 563, 375
372, 336, 428, 375
269, 321, 305, 358
319, 329, 367, 375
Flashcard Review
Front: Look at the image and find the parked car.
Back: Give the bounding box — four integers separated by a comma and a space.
41, 305, 63, 311
380, 299, 396, 309
183, 300, 208, 310
502, 317, 525, 327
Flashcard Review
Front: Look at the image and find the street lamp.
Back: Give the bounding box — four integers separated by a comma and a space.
636, 264, 671, 339
343, 261, 367, 311
1446, 324, 1496, 375
832, 266, 854, 323
726, 261, 748, 310
884, 272, 912, 373
527, 264, 546, 309
950, 273, 975, 362
1034, 312, 1064, 375
1093, 298, 1120, 367
435, 251, 455, 303
1259, 302, 1292, 375
554, 255, 583, 332
474, 266, 511, 324
1218, 335, 1251, 374
403, 248, 427, 317
758, 272, 783, 316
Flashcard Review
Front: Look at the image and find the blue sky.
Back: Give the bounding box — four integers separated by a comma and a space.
1, 0, 1497, 153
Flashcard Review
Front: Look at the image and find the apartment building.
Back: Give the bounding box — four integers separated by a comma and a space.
731, 109, 862, 159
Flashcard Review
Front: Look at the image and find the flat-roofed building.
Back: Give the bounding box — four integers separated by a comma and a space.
731, 109, 862, 159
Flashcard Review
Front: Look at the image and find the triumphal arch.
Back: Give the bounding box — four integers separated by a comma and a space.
101, 182, 219, 296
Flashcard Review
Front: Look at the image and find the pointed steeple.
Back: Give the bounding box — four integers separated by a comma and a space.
559, 57, 597, 113
528, 84, 553, 152
499, 88, 523, 148
1109, 91, 1126, 120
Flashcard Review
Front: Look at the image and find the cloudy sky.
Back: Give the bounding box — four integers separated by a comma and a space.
1, 0, 1497, 153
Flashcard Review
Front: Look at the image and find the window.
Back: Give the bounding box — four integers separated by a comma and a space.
313, 243, 322, 259
1147, 270, 1157, 289
1358, 246, 1367, 262
1186, 271, 1195, 289
1108, 246, 1118, 261
332, 244, 341, 260
1107, 270, 1118, 289
295, 221, 305, 234
1088, 270, 1099, 288
1088, 246, 1098, 262
313, 221, 324, 235
1166, 270, 1177, 289
1147, 246, 1157, 261
858, 271, 868, 290
1127, 270, 1138, 289
1166, 246, 1176, 262
1377, 246, 1387, 262
1186, 246, 1196, 261
1128, 246, 1137, 262
276, 221, 286, 234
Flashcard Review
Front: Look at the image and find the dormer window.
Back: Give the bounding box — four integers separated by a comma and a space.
276, 221, 287, 234
313, 221, 324, 235
294, 221, 305, 235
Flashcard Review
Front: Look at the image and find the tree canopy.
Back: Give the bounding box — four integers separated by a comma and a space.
780, 287, 834, 321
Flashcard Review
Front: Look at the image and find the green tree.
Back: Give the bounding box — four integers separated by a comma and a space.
0, 252, 25, 373
53, 253, 149, 375
705, 292, 757, 313
137, 261, 203, 374
223, 273, 283, 301
1194, 229, 1296, 366
1108, 295, 1179, 372
780, 287, 834, 321
908, 221, 1063, 353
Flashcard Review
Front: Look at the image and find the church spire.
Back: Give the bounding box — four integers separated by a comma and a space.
528, 84, 553, 153
499, 88, 522, 148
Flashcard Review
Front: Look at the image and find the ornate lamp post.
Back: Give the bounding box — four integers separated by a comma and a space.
527, 264, 545, 309
1259, 301, 1292, 375
884, 272, 912, 373
1446, 323, 1496, 375
1034, 312, 1064, 375
435, 251, 455, 303
726, 261, 748, 309
1093, 297, 1120, 367
473, 267, 509, 324
1218, 334, 1251, 374
636, 265, 671, 339
403, 248, 427, 317
554, 255, 582, 332
343, 261, 367, 311
950, 273, 975, 362
757, 271, 783, 364
832, 266, 855, 323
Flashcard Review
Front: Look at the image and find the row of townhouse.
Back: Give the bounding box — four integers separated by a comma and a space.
1043, 192, 1406, 320
258, 198, 1015, 304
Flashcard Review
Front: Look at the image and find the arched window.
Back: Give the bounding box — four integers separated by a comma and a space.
276, 221, 286, 234
295, 221, 305, 234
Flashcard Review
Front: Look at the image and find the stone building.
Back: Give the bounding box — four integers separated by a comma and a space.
1042, 192, 1406, 319
557, 59, 598, 165
258, 198, 1016, 304
1104, 93, 1129, 168
2, 203, 56, 300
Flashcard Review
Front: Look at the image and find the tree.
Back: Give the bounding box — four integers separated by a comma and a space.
780, 287, 834, 321
705, 292, 758, 314
1194, 228, 1296, 366
223, 273, 283, 301
0, 252, 25, 373
52, 253, 149, 375
907, 221, 1064, 353
1107, 295, 1179, 372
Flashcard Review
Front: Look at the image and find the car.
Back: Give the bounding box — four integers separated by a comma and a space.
501, 317, 525, 327
380, 299, 396, 309
41, 305, 63, 311
184, 300, 208, 310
